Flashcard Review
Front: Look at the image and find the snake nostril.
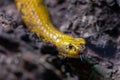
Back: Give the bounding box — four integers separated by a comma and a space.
80, 44, 85, 50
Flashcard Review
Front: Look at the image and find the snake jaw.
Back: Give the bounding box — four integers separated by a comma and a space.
59, 53, 80, 58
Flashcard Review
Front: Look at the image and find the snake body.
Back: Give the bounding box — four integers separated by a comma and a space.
15, 0, 86, 58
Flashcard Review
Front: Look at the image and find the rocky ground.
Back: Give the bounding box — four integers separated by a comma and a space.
0, 0, 120, 80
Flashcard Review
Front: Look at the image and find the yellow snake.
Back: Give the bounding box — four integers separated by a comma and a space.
14, 0, 86, 58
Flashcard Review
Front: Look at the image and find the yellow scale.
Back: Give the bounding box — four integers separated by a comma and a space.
15, 0, 86, 58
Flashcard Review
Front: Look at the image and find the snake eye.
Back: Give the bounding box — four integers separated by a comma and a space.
69, 44, 73, 49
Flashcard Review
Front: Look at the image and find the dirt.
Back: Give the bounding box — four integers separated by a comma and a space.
0, 0, 120, 80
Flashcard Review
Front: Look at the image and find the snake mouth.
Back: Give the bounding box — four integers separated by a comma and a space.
59, 47, 87, 58
59, 53, 80, 58
59, 52, 86, 59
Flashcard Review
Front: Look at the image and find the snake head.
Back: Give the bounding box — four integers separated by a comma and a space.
56, 37, 86, 58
